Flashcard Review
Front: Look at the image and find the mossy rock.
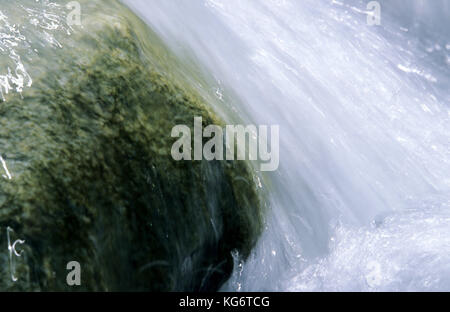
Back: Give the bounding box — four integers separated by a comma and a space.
0, 0, 262, 291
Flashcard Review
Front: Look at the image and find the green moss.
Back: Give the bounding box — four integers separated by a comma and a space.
0, 0, 263, 291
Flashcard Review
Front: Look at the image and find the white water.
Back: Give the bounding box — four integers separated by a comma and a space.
123, 0, 450, 291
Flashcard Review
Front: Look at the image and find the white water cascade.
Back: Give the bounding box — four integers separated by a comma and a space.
123, 0, 450, 291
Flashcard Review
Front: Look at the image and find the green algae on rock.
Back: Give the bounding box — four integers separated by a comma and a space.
0, 0, 263, 291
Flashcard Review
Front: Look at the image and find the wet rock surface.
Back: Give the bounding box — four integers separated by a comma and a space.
0, 0, 262, 291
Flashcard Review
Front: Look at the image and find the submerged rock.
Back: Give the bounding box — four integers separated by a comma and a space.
0, 0, 262, 291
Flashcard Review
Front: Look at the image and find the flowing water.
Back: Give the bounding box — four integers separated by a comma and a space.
122, 0, 450, 291
2, 0, 448, 292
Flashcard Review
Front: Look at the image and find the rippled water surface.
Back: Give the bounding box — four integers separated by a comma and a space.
0, 1, 75, 101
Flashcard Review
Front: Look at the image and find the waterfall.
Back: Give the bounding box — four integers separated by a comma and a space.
123, 0, 450, 291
